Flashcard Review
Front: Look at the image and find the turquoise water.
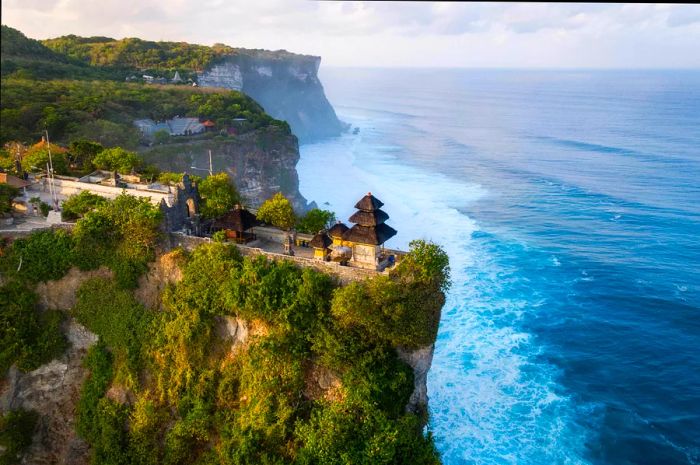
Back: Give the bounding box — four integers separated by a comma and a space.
296, 69, 700, 465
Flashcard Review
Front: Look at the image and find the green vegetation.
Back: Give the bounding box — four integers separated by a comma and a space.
0, 408, 39, 465
1, 26, 120, 81
61, 191, 109, 221
257, 192, 296, 230
198, 172, 241, 219
0, 229, 75, 284
0, 219, 447, 464
0, 282, 67, 374
296, 208, 336, 234
1, 78, 289, 148
20, 141, 69, 175
92, 147, 142, 174
43, 35, 237, 72
72, 193, 162, 288
62, 239, 447, 464
73, 278, 153, 387
68, 139, 104, 172
0, 183, 19, 214
1, 193, 162, 289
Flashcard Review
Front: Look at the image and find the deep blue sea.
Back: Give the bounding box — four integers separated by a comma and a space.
296, 69, 700, 465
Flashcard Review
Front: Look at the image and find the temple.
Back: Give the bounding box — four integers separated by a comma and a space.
341, 192, 397, 270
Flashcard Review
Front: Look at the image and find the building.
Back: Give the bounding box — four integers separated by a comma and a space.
30, 170, 202, 234
309, 230, 332, 260
328, 221, 349, 246
134, 117, 205, 138
342, 192, 397, 270
211, 204, 258, 243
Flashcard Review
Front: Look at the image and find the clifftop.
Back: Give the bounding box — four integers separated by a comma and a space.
10, 27, 344, 142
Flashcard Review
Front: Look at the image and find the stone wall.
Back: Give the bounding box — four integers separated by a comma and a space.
168, 232, 381, 284
46, 178, 173, 206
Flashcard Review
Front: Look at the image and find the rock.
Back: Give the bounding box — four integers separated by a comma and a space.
303, 362, 344, 403
34, 266, 113, 310
197, 53, 343, 142
397, 344, 435, 414
134, 250, 185, 310
216, 316, 250, 354
0, 320, 96, 465
140, 127, 310, 212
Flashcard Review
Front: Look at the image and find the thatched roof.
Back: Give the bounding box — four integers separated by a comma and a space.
354, 192, 384, 211
309, 231, 332, 249
211, 205, 258, 232
342, 223, 397, 245
349, 209, 389, 227
328, 221, 349, 238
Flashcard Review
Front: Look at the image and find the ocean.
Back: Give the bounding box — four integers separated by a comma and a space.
295, 68, 700, 465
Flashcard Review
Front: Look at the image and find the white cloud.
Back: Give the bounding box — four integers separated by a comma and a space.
1, 1, 699, 68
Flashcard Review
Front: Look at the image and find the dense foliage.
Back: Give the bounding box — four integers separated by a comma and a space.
256, 192, 296, 230
43, 35, 237, 72
296, 208, 336, 235
0, 408, 39, 465
92, 147, 142, 174
1, 78, 289, 147
0, 189, 447, 464
0, 184, 19, 214
61, 191, 109, 221
60, 239, 447, 464
0, 282, 67, 374
198, 172, 241, 219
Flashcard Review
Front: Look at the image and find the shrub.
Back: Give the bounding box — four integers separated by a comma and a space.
330, 240, 449, 349
76, 341, 114, 442
0, 229, 74, 283
73, 277, 153, 383
61, 191, 108, 221
256, 192, 295, 230
198, 172, 241, 219
294, 400, 440, 465
296, 208, 336, 235
93, 147, 142, 174
0, 184, 19, 214
0, 408, 38, 465
212, 230, 227, 242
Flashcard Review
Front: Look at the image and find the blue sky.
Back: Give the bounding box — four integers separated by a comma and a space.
2, 1, 700, 68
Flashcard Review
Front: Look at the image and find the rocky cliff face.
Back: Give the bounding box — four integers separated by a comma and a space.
140, 127, 310, 212
198, 53, 344, 142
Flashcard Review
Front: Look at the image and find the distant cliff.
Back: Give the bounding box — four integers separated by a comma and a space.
139, 126, 310, 212
198, 53, 345, 142
35, 31, 345, 142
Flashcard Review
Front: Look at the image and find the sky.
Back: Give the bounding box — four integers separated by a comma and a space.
2, 1, 700, 69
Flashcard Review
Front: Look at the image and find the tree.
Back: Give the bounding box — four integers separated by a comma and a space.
296, 208, 336, 234
92, 147, 142, 174
68, 138, 103, 172
61, 191, 108, 221
256, 192, 296, 230
0, 184, 19, 215
198, 172, 240, 219
21, 142, 68, 175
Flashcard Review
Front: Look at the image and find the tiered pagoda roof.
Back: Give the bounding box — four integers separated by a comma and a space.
328, 221, 349, 239
309, 230, 332, 249
342, 192, 397, 245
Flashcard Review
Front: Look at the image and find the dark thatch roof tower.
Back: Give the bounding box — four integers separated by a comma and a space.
211, 204, 258, 232
343, 192, 397, 245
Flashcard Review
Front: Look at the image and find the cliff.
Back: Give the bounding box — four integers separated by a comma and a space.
139, 126, 310, 212
0, 240, 442, 464
197, 52, 344, 142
